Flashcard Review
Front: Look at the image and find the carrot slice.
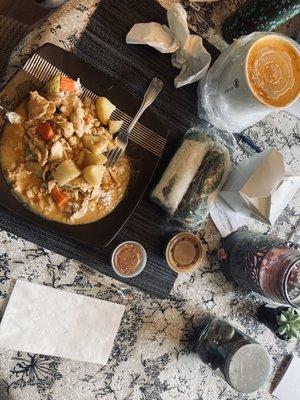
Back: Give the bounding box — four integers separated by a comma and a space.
51, 186, 69, 207
60, 76, 76, 92
37, 122, 54, 141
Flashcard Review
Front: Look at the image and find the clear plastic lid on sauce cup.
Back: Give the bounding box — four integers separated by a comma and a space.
111, 241, 147, 278
165, 232, 204, 273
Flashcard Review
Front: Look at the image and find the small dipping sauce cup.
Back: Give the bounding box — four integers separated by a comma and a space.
165, 232, 204, 273
111, 241, 147, 278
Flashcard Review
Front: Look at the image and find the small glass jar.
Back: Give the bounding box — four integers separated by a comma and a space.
194, 319, 271, 393
219, 231, 300, 307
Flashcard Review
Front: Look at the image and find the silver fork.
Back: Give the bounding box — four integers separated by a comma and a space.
106, 77, 163, 168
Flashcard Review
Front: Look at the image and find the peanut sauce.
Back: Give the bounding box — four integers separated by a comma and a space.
113, 242, 146, 277
165, 232, 203, 273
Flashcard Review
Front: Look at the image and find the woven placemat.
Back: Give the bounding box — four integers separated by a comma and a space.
0, 0, 209, 298
0, 16, 29, 80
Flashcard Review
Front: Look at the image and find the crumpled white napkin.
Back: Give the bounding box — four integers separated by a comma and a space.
126, 3, 211, 88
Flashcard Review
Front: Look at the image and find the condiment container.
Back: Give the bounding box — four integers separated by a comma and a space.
219, 230, 300, 308
194, 318, 271, 393
165, 232, 204, 273
111, 241, 147, 278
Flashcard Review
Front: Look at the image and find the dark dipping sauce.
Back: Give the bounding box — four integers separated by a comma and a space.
113, 243, 144, 276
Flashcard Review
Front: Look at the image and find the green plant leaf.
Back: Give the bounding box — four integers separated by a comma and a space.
289, 326, 299, 339
277, 314, 288, 323
291, 314, 300, 323
293, 320, 300, 329
287, 308, 295, 319
277, 319, 286, 326
277, 325, 287, 335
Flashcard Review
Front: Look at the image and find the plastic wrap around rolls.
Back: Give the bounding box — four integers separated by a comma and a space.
151, 126, 231, 230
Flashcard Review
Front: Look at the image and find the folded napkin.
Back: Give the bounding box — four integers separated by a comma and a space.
0, 280, 125, 364
126, 3, 211, 88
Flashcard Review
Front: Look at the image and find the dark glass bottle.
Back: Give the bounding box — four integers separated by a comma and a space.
193, 319, 270, 393
223, 0, 300, 43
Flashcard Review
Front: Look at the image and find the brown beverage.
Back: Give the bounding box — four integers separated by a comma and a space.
246, 35, 300, 108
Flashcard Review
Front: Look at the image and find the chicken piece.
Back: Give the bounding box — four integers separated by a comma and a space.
91, 186, 101, 200
24, 136, 49, 166
25, 161, 42, 178
59, 137, 72, 152
64, 177, 91, 193
27, 91, 55, 119
69, 98, 85, 137
60, 92, 78, 116
70, 197, 90, 220
57, 120, 74, 138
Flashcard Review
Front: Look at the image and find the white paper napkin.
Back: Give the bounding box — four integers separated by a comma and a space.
210, 197, 250, 237
272, 355, 300, 400
0, 280, 125, 364
126, 3, 211, 88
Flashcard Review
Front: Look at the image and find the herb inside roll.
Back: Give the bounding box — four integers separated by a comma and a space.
151, 127, 230, 230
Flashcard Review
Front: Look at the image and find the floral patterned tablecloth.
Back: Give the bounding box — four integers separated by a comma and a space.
0, 1, 299, 400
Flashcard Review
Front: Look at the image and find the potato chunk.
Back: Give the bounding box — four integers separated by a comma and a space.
52, 159, 81, 186
91, 137, 109, 154
83, 134, 101, 150
96, 97, 116, 125
83, 165, 106, 186
108, 119, 124, 135
84, 152, 107, 167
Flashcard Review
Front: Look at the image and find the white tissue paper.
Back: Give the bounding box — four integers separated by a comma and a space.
0, 280, 125, 365
126, 3, 211, 88
210, 197, 251, 237
220, 148, 300, 225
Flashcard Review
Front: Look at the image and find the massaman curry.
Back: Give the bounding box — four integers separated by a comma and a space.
0, 75, 130, 224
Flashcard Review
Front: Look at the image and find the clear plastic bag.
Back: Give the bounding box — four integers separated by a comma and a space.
199, 32, 300, 133
151, 120, 231, 230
